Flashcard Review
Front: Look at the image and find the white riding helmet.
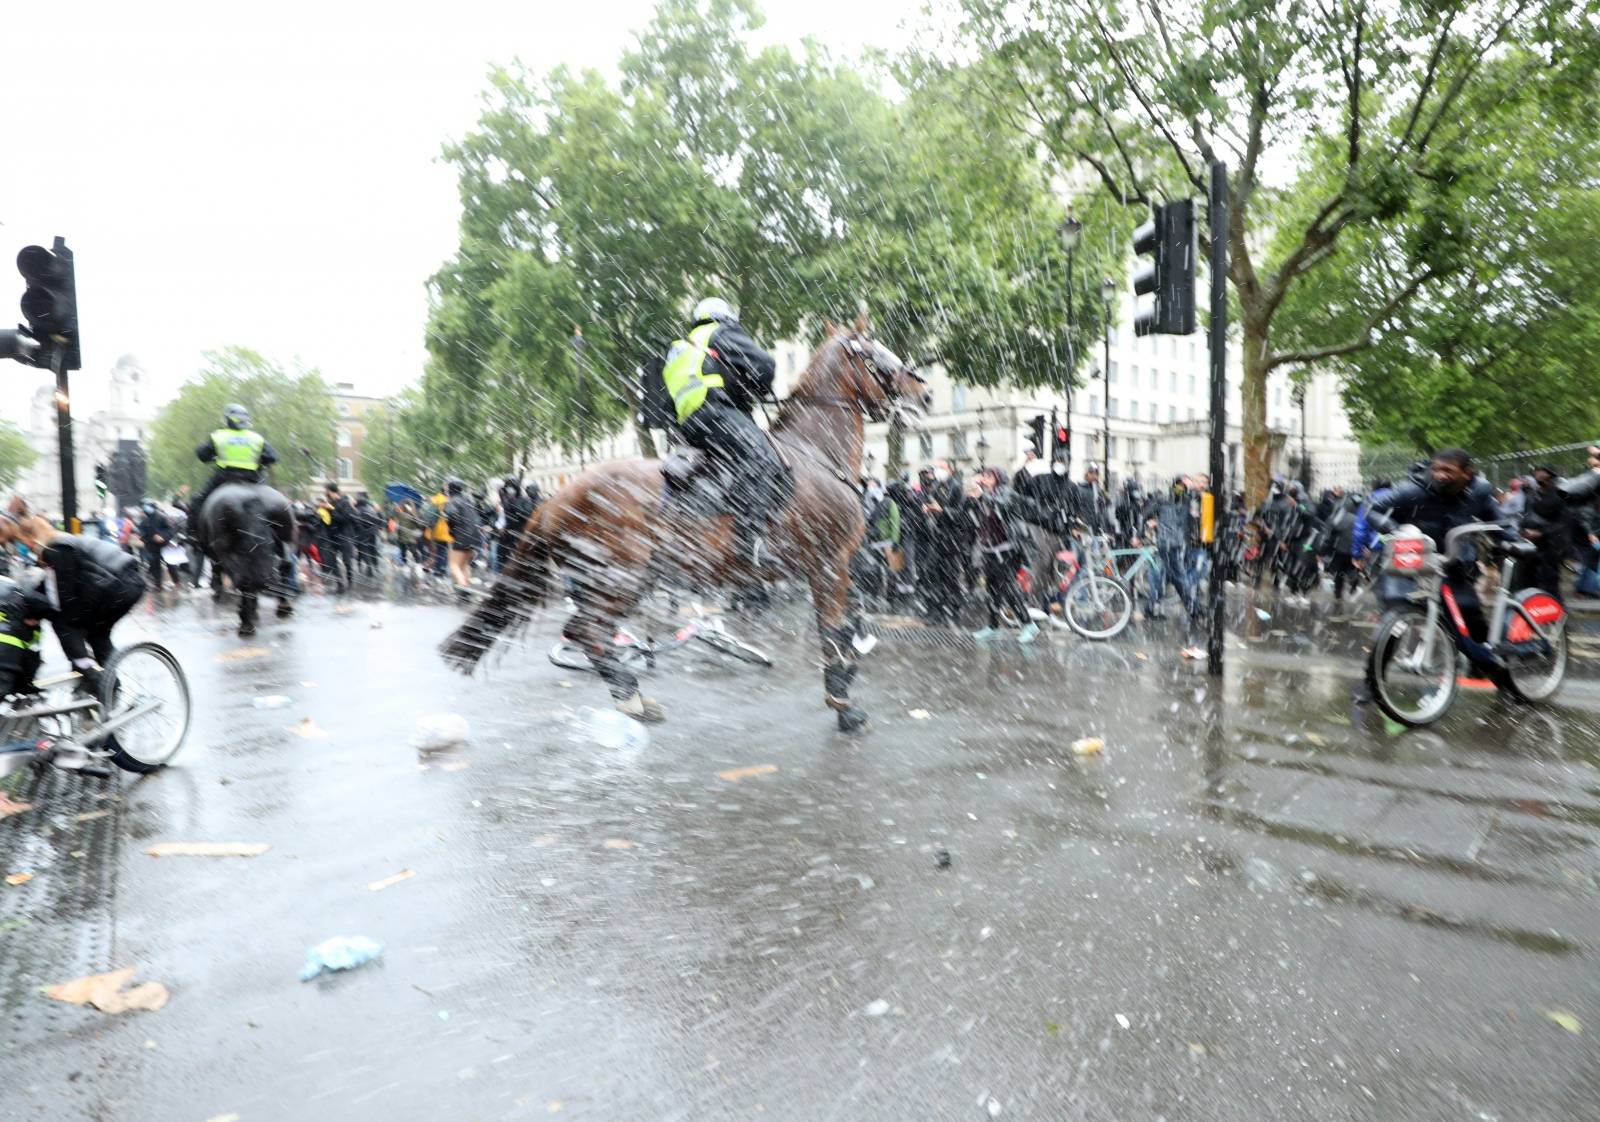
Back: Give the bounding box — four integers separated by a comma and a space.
693, 296, 736, 324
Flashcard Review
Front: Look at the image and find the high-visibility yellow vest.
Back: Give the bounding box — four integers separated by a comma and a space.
662, 322, 724, 423
211, 428, 265, 471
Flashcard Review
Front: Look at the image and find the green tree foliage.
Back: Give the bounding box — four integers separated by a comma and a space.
413, 0, 1113, 478
1274, 65, 1600, 452
0, 421, 36, 490
147, 347, 337, 496
938, 0, 1600, 499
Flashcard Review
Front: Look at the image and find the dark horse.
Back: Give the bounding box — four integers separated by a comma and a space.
200, 483, 297, 637
441, 323, 929, 731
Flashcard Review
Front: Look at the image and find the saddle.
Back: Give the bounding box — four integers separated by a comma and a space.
661, 444, 794, 522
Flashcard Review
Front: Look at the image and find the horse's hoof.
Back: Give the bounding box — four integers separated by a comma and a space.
617, 693, 666, 724
836, 706, 868, 733
238, 624, 257, 638
276, 601, 294, 618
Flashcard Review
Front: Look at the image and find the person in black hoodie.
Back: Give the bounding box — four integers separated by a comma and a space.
11, 513, 145, 691
496, 476, 536, 573
321, 484, 356, 592
352, 495, 382, 578
138, 502, 173, 590
443, 478, 483, 597
1366, 448, 1509, 676
1517, 466, 1578, 599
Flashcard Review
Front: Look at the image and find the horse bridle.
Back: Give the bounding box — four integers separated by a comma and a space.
789, 334, 915, 420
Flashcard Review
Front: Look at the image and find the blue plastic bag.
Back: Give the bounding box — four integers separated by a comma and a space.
299, 936, 384, 981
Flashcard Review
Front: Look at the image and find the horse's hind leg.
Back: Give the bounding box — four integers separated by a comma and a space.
566, 605, 664, 724
809, 559, 866, 732
239, 591, 259, 637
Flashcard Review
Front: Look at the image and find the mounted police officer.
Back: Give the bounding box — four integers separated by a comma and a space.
192, 404, 278, 551
662, 297, 779, 567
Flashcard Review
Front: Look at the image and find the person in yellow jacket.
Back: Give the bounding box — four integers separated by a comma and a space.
424, 491, 452, 577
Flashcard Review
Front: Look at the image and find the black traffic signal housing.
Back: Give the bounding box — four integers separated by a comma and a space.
94, 463, 109, 499
1027, 414, 1047, 459
1132, 201, 1196, 336
1052, 412, 1069, 464
14, 237, 81, 370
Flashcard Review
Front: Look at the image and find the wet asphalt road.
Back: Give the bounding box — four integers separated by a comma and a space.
3, 578, 1599, 1121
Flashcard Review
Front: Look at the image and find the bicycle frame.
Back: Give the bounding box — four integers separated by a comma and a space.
1387, 521, 1562, 671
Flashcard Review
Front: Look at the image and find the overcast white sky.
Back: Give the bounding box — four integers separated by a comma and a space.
0, 0, 921, 425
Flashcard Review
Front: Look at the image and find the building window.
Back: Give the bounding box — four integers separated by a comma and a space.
1168, 371, 1177, 393
337, 427, 352, 449
787, 352, 798, 376
1188, 374, 1196, 396
1148, 403, 1157, 422
1168, 338, 1177, 358
336, 401, 351, 417
1274, 386, 1283, 406
950, 430, 969, 460
1131, 365, 1140, 387
1189, 341, 1197, 360
1088, 397, 1099, 416
918, 432, 934, 461
1108, 362, 1118, 384
337, 457, 353, 481
1168, 405, 1177, 422
1148, 439, 1157, 459
1187, 408, 1196, 421
1108, 327, 1119, 345
1109, 436, 1118, 457
952, 384, 967, 411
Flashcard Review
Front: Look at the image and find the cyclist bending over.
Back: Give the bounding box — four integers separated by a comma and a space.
3, 513, 145, 693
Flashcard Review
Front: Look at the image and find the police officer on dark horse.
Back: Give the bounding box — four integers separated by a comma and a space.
442, 315, 930, 732
193, 404, 296, 636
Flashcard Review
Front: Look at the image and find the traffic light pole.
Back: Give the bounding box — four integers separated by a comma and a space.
1206, 161, 1229, 678
52, 348, 78, 530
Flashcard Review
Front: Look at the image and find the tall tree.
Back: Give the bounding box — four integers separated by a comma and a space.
938, 0, 1600, 500
0, 422, 36, 490
422, 0, 1115, 476
1274, 66, 1600, 452
147, 347, 337, 496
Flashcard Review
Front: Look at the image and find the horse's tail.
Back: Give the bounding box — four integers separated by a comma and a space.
439, 511, 552, 674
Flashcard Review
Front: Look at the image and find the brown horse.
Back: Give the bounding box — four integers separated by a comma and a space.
440, 323, 930, 731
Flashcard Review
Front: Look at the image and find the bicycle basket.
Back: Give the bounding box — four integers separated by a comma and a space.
1386, 535, 1431, 574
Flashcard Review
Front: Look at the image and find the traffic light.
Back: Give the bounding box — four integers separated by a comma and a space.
1132, 201, 1196, 336
13, 237, 80, 370
94, 463, 109, 499
1053, 421, 1070, 463
1027, 414, 1046, 459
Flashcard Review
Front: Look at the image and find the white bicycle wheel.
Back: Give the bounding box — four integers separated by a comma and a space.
1064, 573, 1134, 640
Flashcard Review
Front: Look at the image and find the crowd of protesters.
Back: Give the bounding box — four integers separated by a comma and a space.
3, 476, 546, 607
852, 445, 1600, 641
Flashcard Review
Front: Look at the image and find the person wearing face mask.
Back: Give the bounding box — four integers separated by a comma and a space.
917, 462, 966, 625
1114, 479, 1146, 548
1253, 477, 1299, 590
1366, 448, 1511, 679
1071, 465, 1109, 536
1141, 476, 1198, 619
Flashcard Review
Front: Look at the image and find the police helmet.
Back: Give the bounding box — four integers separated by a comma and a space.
223, 403, 251, 429
692, 296, 736, 325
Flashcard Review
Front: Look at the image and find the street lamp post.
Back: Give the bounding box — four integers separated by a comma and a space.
1100, 275, 1115, 479
1060, 214, 1082, 472
1293, 383, 1310, 488
571, 326, 588, 468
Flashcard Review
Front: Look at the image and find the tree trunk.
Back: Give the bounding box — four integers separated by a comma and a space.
634, 417, 659, 460
886, 416, 905, 480
1241, 317, 1272, 508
